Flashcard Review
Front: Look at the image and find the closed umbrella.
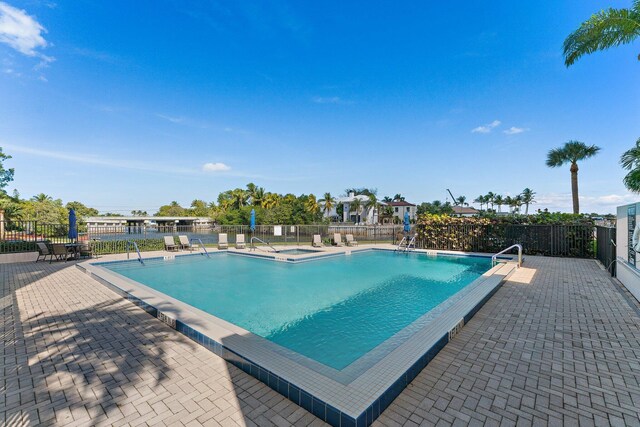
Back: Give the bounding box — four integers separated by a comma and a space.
68, 208, 78, 242
403, 210, 411, 233
250, 209, 256, 232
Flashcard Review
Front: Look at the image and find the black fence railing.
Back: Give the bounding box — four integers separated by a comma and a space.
416, 224, 595, 258
595, 226, 616, 276
0, 220, 78, 254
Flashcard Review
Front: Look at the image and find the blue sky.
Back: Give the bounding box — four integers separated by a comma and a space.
0, 0, 639, 214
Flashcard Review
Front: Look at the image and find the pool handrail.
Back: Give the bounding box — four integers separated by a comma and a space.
126, 241, 144, 265
492, 243, 522, 267
191, 238, 210, 257
250, 236, 278, 253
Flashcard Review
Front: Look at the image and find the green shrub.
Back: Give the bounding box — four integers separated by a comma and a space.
91, 238, 165, 255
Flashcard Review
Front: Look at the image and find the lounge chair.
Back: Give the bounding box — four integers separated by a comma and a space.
50, 244, 69, 263
36, 242, 52, 262
345, 234, 358, 246
218, 233, 229, 250
164, 236, 179, 251
312, 234, 323, 248
236, 234, 246, 249
178, 235, 194, 251
333, 233, 344, 247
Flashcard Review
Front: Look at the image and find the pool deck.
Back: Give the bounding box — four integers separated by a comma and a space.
3, 253, 640, 426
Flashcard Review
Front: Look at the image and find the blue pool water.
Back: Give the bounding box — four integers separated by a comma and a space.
276, 248, 322, 255
103, 251, 491, 370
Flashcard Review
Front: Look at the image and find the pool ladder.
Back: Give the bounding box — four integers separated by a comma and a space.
492, 244, 523, 267
191, 238, 210, 258
250, 236, 278, 253
126, 241, 144, 265
396, 235, 416, 253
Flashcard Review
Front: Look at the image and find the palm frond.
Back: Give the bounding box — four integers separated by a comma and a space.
624, 167, 640, 192
546, 148, 568, 167
620, 138, 640, 170
563, 7, 640, 66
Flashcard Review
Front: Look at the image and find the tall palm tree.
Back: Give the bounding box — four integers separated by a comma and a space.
504, 196, 514, 214
520, 188, 536, 215
393, 194, 405, 202
474, 195, 485, 211
455, 196, 468, 206
305, 195, 319, 216
563, 1, 640, 67
350, 198, 362, 224
365, 194, 378, 224
261, 193, 280, 210
493, 195, 504, 213
620, 137, 640, 192
485, 192, 495, 211
319, 192, 335, 217
31, 193, 53, 203
546, 141, 601, 214
230, 188, 248, 209
382, 196, 392, 203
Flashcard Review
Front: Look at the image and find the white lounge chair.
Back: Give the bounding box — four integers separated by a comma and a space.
178, 235, 194, 251
345, 234, 358, 246
236, 234, 246, 249
218, 233, 229, 249
312, 234, 323, 247
333, 233, 344, 247
164, 236, 179, 251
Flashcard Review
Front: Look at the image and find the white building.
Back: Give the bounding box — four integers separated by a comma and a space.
325, 193, 379, 224
384, 201, 417, 223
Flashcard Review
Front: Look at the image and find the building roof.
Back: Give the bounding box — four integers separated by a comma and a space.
451, 206, 479, 214
384, 201, 416, 207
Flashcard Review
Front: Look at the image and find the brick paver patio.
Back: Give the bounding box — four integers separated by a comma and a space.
2, 256, 640, 426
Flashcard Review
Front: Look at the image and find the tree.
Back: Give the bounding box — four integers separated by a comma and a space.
350, 198, 362, 223
31, 193, 53, 203
0, 147, 14, 193
455, 196, 468, 207
230, 188, 248, 209
493, 195, 504, 213
393, 194, 405, 202
131, 210, 148, 216
520, 188, 536, 215
474, 195, 486, 211
319, 192, 335, 217
563, 1, 640, 67
189, 199, 209, 216
156, 201, 186, 216
620, 137, 640, 192
382, 196, 392, 203
365, 194, 378, 224
261, 193, 281, 210
305, 194, 320, 216
485, 192, 495, 211
65, 201, 99, 219
504, 196, 514, 214
546, 141, 601, 214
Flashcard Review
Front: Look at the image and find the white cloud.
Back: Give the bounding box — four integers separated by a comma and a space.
471, 120, 501, 133
202, 162, 231, 172
156, 114, 186, 124
312, 96, 353, 105
0, 2, 53, 63
503, 126, 528, 135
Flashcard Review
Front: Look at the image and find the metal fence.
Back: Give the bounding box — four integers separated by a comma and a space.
416, 224, 595, 258
0, 220, 77, 253
595, 226, 616, 276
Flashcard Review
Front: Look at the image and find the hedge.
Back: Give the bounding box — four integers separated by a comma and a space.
91, 238, 166, 255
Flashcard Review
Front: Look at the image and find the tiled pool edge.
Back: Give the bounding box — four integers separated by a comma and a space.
76, 257, 516, 427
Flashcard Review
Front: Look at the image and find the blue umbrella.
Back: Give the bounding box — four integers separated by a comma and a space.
403, 210, 411, 233
68, 208, 78, 241
250, 209, 256, 232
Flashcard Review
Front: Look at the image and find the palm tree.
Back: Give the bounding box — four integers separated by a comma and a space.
350, 198, 362, 224
494, 195, 504, 213
620, 137, 640, 192
563, 1, 640, 67
546, 141, 601, 214
393, 194, 405, 202
455, 196, 468, 206
474, 195, 485, 211
504, 196, 514, 214
382, 196, 392, 203
31, 193, 53, 203
520, 188, 536, 215
230, 188, 248, 209
319, 192, 335, 217
512, 195, 523, 214
485, 192, 495, 211
261, 193, 280, 210
305, 195, 319, 216
365, 194, 378, 224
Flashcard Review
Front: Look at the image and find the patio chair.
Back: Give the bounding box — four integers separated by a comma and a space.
79, 242, 93, 258
218, 233, 229, 250
36, 242, 52, 262
312, 234, 323, 248
345, 234, 358, 246
164, 236, 179, 251
236, 234, 246, 249
333, 233, 344, 247
178, 235, 194, 251
50, 244, 69, 263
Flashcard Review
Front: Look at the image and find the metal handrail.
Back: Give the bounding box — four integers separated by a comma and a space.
126, 241, 144, 265
250, 236, 278, 253
396, 235, 416, 253
492, 244, 522, 267
395, 236, 407, 252
191, 238, 210, 258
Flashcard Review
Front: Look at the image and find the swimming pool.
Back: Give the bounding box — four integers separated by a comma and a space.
276, 248, 322, 255
82, 249, 514, 426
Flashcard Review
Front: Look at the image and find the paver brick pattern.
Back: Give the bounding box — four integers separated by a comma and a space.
2, 256, 640, 426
